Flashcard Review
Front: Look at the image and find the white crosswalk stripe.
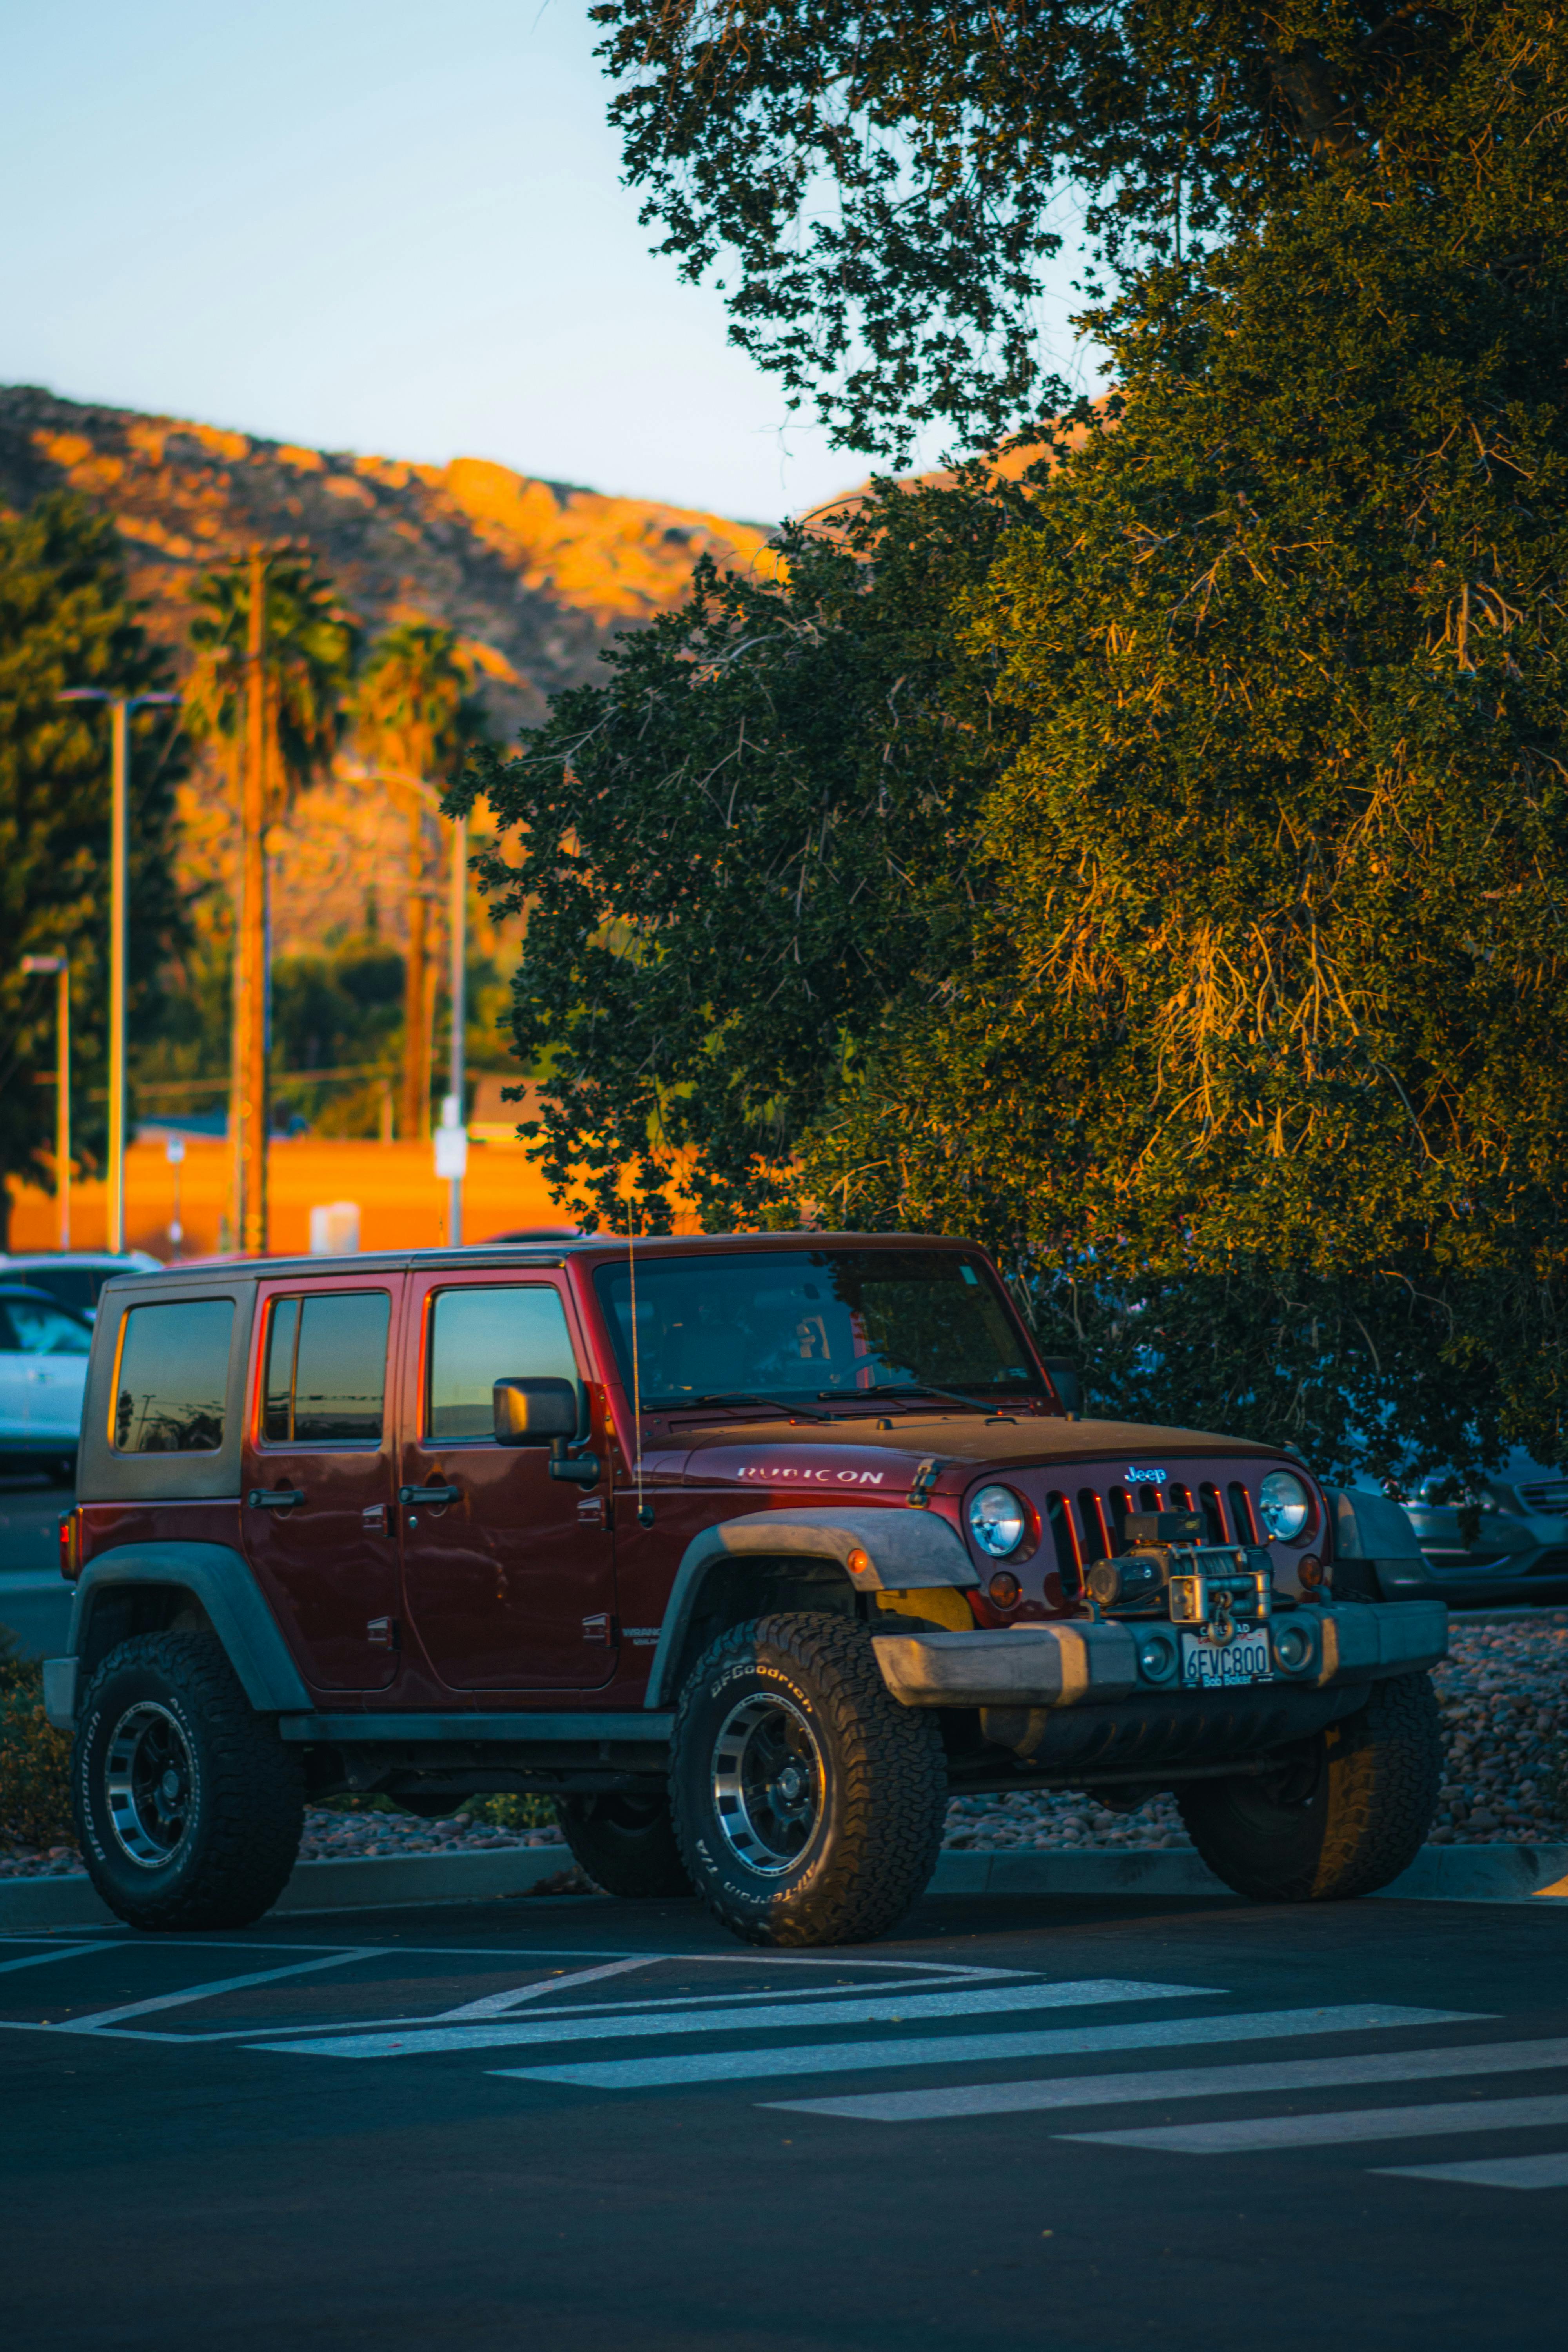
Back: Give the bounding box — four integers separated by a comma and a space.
764, 2036, 1568, 2124
1061, 2092, 1568, 2154
256, 1975, 1214, 2060
1373, 2152, 1568, 2190
492, 2004, 1474, 2092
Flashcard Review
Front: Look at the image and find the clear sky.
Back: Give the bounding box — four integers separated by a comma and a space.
0, 0, 1099, 523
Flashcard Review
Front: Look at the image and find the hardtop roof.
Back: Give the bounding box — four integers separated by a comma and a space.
93, 1232, 985, 1290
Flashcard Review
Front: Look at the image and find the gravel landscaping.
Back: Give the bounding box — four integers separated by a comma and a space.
2, 1613, 1563, 1882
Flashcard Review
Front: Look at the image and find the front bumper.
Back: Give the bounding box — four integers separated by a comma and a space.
873, 1599, 1447, 1711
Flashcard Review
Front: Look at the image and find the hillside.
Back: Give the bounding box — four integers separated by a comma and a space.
0, 385, 785, 961
0, 383, 777, 739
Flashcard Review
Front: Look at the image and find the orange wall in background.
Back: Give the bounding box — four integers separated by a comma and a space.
6, 1137, 577, 1259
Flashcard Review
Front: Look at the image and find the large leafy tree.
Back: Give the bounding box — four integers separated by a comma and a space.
469, 138, 1568, 1471
593, 1, 1568, 456
0, 496, 182, 1240
352, 624, 481, 1140
463, 479, 1025, 1229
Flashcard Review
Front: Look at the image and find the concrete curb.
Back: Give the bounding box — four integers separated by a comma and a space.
927, 1842, 1568, 1904
0, 1843, 584, 1931
3, 1839, 1565, 1934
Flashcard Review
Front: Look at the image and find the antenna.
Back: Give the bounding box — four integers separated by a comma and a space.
626, 1187, 651, 1526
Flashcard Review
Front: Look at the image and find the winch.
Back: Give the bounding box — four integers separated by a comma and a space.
1082, 1510, 1275, 1646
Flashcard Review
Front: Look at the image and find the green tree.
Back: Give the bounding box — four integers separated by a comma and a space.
593, 1, 1568, 456
0, 495, 182, 1241
463, 481, 1024, 1230
185, 550, 358, 806
354, 624, 481, 1139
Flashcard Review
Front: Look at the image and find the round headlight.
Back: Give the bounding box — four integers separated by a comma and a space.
1258, 1469, 1312, 1542
968, 1484, 1027, 1557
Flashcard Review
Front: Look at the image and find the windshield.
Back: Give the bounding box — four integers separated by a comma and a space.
593, 1249, 1045, 1409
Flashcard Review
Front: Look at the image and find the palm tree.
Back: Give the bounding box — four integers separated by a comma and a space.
186, 550, 356, 1244
187, 551, 357, 808
352, 624, 475, 1141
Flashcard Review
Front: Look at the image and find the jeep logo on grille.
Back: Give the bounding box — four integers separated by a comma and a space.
1125, 1465, 1167, 1483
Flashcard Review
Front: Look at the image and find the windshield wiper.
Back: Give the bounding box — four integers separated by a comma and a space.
829, 1382, 994, 1414
659, 1391, 834, 1423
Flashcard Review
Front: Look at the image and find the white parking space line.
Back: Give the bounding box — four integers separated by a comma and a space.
436, 1957, 662, 2020
0, 1945, 101, 1979
1061, 2092, 1568, 2154
1372, 2151, 1568, 2190
64, 1949, 384, 2030
494, 2004, 1479, 2093
765, 2038, 1568, 2123
256, 1977, 1219, 2061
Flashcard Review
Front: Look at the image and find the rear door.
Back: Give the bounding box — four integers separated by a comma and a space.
397, 1270, 617, 1691
240, 1274, 402, 1691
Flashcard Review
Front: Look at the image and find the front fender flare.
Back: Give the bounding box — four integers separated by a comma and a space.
642, 1506, 980, 1708
56, 1543, 312, 1726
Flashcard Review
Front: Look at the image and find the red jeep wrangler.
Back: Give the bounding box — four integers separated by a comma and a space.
45, 1234, 1447, 1945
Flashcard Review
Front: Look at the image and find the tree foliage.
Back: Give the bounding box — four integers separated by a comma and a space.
593, 1, 1568, 456
462, 481, 1024, 1229
468, 97, 1568, 1470
0, 495, 182, 1230
185, 551, 358, 810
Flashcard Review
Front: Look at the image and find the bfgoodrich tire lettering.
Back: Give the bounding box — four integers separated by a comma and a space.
1176, 1669, 1443, 1902
72, 1631, 305, 1931
555, 1793, 693, 1898
670, 1611, 948, 1947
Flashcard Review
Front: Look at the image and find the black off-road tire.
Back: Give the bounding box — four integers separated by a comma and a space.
555, 1793, 694, 1899
72, 1631, 305, 1931
1176, 1670, 1443, 1902
669, 1610, 949, 1948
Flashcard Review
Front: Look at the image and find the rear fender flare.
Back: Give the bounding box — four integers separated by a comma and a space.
61, 1543, 312, 1724
642, 1507, 980, 1708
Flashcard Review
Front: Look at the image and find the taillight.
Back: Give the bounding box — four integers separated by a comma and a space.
59, 1508, 82, 1580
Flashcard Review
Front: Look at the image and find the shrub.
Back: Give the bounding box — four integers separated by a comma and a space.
0, 1639, 74, 1851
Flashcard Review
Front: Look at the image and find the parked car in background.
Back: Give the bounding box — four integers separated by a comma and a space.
1377, 1449, 1568, 1606
0, 1283, 93, 1479
0, 1250, 162, 1321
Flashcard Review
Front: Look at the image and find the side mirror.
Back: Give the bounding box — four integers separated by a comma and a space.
493, 1376, 579, 1446
1043, 1356, 1083, 1419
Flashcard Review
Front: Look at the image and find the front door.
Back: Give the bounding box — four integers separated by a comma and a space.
240, 1276, 402, 1692
398, 1273, 617, 1691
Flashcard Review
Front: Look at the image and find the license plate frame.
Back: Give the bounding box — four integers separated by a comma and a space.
1180, 1630, 1274, 1690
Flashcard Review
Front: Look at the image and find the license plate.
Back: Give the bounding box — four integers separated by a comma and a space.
1180, 1631, 1273, 1689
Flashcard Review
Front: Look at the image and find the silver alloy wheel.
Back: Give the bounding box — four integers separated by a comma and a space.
710, 1692, 826, 1875
103, 1700, 197, 1868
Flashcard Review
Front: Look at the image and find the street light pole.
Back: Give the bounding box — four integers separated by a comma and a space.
107, 699, 128, 1253
447, 811, 467, 1246
58, 687, 179, 1255
234, 549, 270, 1258
21, 956, 70, 1248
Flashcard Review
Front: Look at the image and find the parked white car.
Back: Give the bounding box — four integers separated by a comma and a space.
0, 1283, 93, 1477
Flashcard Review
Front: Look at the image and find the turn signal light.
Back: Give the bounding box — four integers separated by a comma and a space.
987, 1570, 1022, 1607
58, 1508, 82, 1581
846, 1547, 874, 1578
1298, 1554, 1324, 1588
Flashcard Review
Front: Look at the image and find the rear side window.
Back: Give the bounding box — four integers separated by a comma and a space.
263, 1292, 390, 1445
0, 1298, 91, 1355
428, 1286, 578, 1441
113, 1299, 234, 1453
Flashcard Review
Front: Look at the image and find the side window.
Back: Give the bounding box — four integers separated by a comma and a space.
113, 1299, 234, 1454
427, 1286, 579, 1442
8, 1299, 91, 1356
262, 1292, 390, 1445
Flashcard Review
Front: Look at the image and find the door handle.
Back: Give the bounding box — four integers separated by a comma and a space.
399, 1484, 458, 1507
247, 1487, 305, 1510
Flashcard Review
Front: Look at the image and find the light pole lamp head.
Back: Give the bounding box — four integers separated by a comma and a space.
22, 954, 65, 975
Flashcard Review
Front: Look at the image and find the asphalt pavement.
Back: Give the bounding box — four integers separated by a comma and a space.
1, 1884, 1563, 2351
